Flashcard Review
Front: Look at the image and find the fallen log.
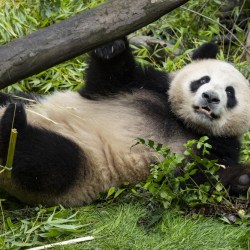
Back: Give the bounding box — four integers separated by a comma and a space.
0, 0, 189, 89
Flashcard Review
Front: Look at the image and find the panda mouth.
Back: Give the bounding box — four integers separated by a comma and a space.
193, 106, 219, 120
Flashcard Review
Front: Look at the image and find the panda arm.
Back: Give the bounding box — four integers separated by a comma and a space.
79, 37, 169, 98
209, 137, 250, 194
194, 137, 250, 195
79, 38, 136, 97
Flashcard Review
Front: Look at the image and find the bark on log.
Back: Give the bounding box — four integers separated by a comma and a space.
0, 0, 189, 89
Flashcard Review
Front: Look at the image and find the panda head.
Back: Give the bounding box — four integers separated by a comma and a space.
169, 43, 250, 137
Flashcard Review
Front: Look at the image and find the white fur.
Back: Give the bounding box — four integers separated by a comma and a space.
169, 59, 250, 136
0, 90, 175, 206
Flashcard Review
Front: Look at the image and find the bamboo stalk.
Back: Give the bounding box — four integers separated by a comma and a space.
26, 236, 94, 250
5, 128, 18, 178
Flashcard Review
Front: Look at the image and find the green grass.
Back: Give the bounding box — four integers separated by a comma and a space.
1, 199, 249, 249
81, 203, 249, 250
77, 202, 249, 250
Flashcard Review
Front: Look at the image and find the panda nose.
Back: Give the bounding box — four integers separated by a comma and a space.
202, 91, 220, 104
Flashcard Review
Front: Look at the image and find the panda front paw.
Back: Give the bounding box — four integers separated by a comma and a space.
94, 38, 127, 60
219, 166, 250, 195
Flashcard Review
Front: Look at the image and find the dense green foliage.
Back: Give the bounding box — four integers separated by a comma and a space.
137, 137, 227, 209
0, 0, 249, 249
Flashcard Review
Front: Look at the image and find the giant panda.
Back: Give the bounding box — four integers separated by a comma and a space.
0, 38, 249, 207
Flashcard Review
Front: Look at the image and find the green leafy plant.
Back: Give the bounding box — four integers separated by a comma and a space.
134, 0, 250, 76
137, 137, 228, 209
241, 131, 250, 163
0, 204, 88, 249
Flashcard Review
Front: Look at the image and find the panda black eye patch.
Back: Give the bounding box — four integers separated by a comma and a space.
226, 86, 237, 108
190, 76, 210, 92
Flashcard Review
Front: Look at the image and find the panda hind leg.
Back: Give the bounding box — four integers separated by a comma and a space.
1, 103, 27, 130
10, 127, 85, 196
0, 105, 86, 198
0, 92, 14, 106
0, 103, 27, 158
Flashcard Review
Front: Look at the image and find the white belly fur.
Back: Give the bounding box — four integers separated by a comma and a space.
0, 91, 159, 205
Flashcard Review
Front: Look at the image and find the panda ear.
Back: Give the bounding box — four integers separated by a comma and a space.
192, 42, 219, 60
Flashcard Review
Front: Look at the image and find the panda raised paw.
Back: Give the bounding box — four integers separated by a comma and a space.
94, 38, 127, 60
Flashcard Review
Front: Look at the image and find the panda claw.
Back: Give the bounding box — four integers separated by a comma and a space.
94, 39, 127, 60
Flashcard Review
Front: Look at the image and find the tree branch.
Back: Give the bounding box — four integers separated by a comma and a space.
0, 0, 189, 89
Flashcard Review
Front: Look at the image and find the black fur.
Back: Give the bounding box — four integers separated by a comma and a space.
94, 39, 126, 59
225, 86, 237, 108
0, 103, 85, 194
79, 38, 169, 98
190, 76, 211, 92
207, 136, 241, 166
192, 42, 218, 60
